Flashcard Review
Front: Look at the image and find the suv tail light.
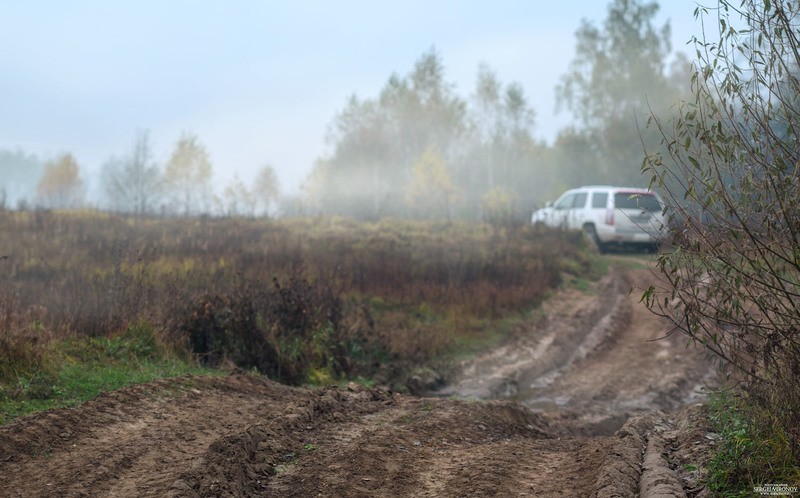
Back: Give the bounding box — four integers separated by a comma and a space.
605, 208, 615, 226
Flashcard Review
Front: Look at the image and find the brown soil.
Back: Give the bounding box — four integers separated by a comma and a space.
0, 263, 720, 497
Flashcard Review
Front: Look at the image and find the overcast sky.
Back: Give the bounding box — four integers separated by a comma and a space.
0, 1, 701, 196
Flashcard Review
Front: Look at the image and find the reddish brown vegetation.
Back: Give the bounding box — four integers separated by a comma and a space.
0, 211, 591, 387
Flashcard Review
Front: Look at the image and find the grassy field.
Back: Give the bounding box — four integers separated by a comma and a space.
0, 328, 220, 424
705, 390, 800, 495
0, 210, 596, 422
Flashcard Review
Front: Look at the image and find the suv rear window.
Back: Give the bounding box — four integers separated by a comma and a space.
614, 192, 662, 212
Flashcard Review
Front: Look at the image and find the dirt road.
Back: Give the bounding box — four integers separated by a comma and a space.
0, 263, 718, 497
439, 259, 715, 435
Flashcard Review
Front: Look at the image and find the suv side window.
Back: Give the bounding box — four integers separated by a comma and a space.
553, 193, 576, 209
573, 192, 588, 208
591, 192, 608, 208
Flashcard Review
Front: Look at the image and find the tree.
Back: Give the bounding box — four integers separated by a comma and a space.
471, 65, 538, 188
643, 0, 800, 479
549, 127, 598, 193
311, 94, 391, 218
163, 132, 213, 216
309, 47, 468, 219
303, 158, 334, 215
222, 175, 256, 217
36, 153, 83, 209
310, 49, 547, 221
0, 149, 43, 208
480, 187, 518, 227
102, 131, 162, 215
397, 48, 468, 161
252, 164, 281, 216
464, 64, 539, 219
405, 145, 458, 220
557, 0, 674, 127
555, 0, 687, 183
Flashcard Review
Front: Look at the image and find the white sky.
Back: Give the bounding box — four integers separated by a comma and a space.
0, 1, 702, 197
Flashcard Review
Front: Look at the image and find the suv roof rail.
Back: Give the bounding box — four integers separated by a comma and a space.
579, 185, 651, 191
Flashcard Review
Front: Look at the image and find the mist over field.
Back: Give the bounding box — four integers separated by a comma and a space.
0, 0, 697, 221
0, 150, 43, 208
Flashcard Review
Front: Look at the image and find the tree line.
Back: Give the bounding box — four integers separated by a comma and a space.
0, 132, 280, 217
100, 131, 279, 217
1, 0, 689, 222
305, 0, 690, 222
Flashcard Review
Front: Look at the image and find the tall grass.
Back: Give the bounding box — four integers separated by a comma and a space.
706, 390, 800, 495
0, 320, 218, 424
0, 211, 592, 395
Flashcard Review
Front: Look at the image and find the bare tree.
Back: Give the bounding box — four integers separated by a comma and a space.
102, 131, 162, 215
222, 175, 256, 217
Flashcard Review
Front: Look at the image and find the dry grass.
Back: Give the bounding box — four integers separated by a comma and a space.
0, 210, 592, 388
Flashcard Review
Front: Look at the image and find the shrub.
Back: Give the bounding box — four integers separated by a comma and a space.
181, 293, 279, 376
643, 0, 800, 476
0, 335, 50, 384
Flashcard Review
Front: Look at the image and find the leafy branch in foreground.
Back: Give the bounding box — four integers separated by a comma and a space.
643, 0, 800, 480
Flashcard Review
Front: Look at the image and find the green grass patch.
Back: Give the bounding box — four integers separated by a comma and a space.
561, 275, 593, 292
609, 253, 656, 270
706, 390, 800, 496
558, 252, 610, 292
0, 329, 219, 425
442, 309, 542, 368
590, 253, 613, 275
446, 317, 513, 362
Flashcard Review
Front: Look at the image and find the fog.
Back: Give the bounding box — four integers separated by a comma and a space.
0, 150, 43, 208
0, 0, 700, 220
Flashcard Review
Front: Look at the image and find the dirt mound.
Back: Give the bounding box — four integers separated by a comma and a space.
168, 384, 555, 497
661, 404, 718, 496
167, 384, 398, 497
0, 374, 297, 497
0, 375, 287, 463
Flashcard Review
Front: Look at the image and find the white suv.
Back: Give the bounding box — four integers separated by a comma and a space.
531, 186, 667, 253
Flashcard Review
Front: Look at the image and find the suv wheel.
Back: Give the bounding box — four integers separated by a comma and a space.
583, 224, 606, 254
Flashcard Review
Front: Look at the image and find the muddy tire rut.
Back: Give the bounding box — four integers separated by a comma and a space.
0, 264, 719, 497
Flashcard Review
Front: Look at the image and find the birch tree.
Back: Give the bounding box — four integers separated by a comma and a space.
36, 153, 83, 209
163, 132, 213, 216
102, 131, 161, 215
